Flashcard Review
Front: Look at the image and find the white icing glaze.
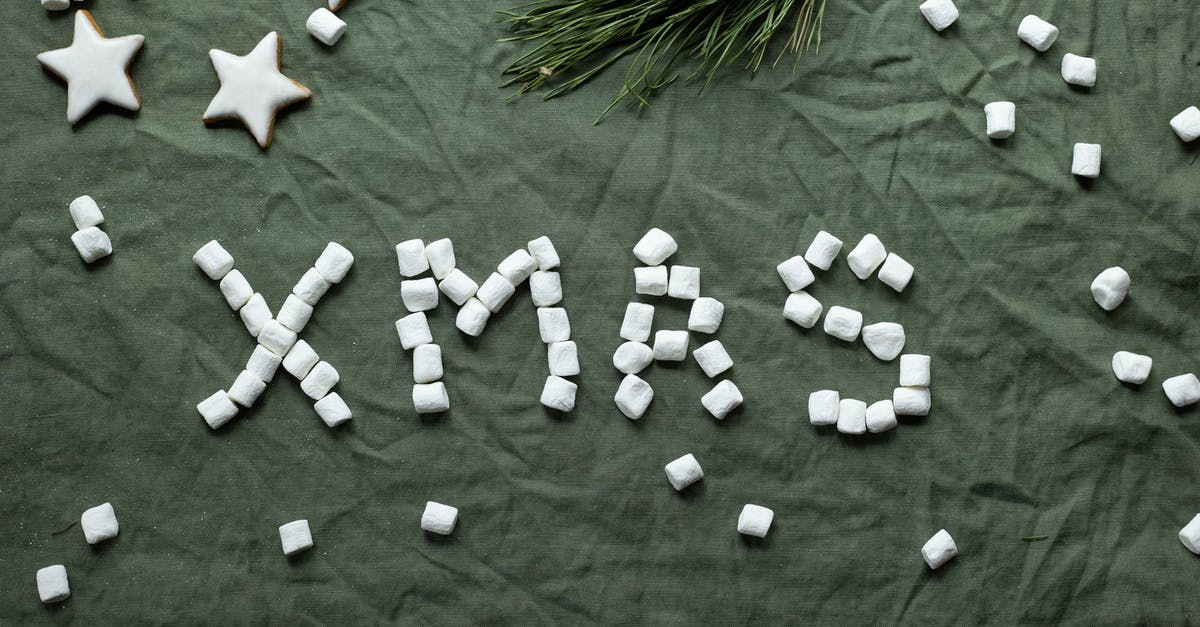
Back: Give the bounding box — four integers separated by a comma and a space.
202, 32, 311, 148
36, 11, 144, 124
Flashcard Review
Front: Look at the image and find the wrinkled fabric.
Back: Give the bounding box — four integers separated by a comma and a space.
2, 0, 1200, 624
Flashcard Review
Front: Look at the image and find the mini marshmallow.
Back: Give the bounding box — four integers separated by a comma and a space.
246, 344, 283, 382
919, 0, 958, 31
804, 230, 844, 271
737, 504, 773, 538
439, 269, 479, 306
329, 0, 347, 11
837, 398, 867, 434
538, 307, 571, 343
421, 501, 458, 535
71, 226, 112, 263
847, 234, 887, 279
541, 375, 578, 412
314, 242, 354, 283
396, 312, 433, 349
777, 256, 815, 292
984, 101, 1016, 139
476, 273, 517, 312
530, 271, 563, 306
42, 0, 72, 11
424, 238, 456, 279
653, 330, 689, 361
279, 520, 313, 555
455, 298, 491, 336
414, 344, 443, 383
402, 278, 439, 312
1179, 513, 1200, 554
396, 239, 429, 277
634, 265, 669, 295
197, 390, 238, 429
314, 392, 352, 427
69, 195, 104, 229
193, 240, 234, 280
283, 340, 319, 379
219, 269, 253, 310
633, 228, 678, 265
899, 354, 931, 387
693, 340, 733, 378
702, 380, 743, 420
293, 268, 331, 306
1061, 53, 1097, 87
922, 529, 957, 569
688, 297, 724, 334
862, 322, 906, 361
808, 390, 840, 425
228, 370, 267, 407
413, 382, 450, 413
277, 294, 314, 333
547, 341, 580, 377
1111, 351, 1152, 385
893, 387, 932, 416
306, 8, 347, 46
613, 342, 654, 375
1018, 15, 1059, 51
620, 302, 655, 342
1170, 106, 1200, 143
1163, 373, 1200, 407
784, 291, 823, 329
498, 249, 538, 285
258, 320, 298, 356
528, 235, 561, 270
668, 266, 700, 300
81, 502, 119, 544
664, 453, 703, 491
300, 361, 339, 400
866, 400, 897, 433
1091, 266, 1129, 311
240, 293, 273, 337
615, 374, 654, 419
1072, 143, 1101, 178
36, 565, 70, 603
823, 306, 863, 342
878, 253, 915, 292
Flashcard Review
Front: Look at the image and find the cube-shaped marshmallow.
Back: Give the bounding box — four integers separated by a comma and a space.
424, 238, 456, 279
919, 0, 958, 31
36, 565, 70, 603
537, 307, 571, 343
984, 101, 1016, 139
498, 249, 538, 285
899, 354, 931, 387
306, 8, 347, 45
258, 320, 298, 356
1072, 143, 1101, 178
439, 269, 479, 306
808, 390, 840, 425
547, 341, 580, 377
1018, 15, 1058, 51
615, 374, 653, 419
69, 195, 104, 229
633, 228, 678, 265
402, 278, 439, 312
1163, 373, 1200, 407
693, 340, 733, 378
455, 298, 491, 336
1111, 351, 1152, 385
737, 504, 773, 538
283, 340, 320, 379
540, 375, 577, 412
862, 322, 906, 361
866, 400, 897, 433
293, 268, 331, 306
239, 293, 273, 337
530, 271, 563, 306
395, 239, 429, 277
1061, 53, 1096, 87
634, 265, 668, 295
1091, 266, 1129, 310
228, 369, 267, 407
314, 242, 354, 283
613, 342, 654, 375
668, 266, 700, 300
804, 230, 843, 271
784, 291, 823, 329
414, 344, 443, 383
528, 236, 561, 270
1179, 513, 1200, 554
476, 273, 516, 312
894, 387, 932, 416
219, 269, 253, 310
922, 529, 957, 569
1170, 106, 1200, 143
396, 312, 433, 349
197, 390, 238, 429
823, 306, 863, 342
277, 294, 314, 333
71, 226, 112, 263
279, 519, 313, 555
413, 382, 450, 413
314, 392, 352, 427
688, 297, 724, 334
878, 253, 915, 292
847, 234, 887, 279
777, 256, 814, 292
620, 302, 655, 342
653, 330, 689, 362
193, 240, 234, 280
421, 501, 458, 535
702, 380, 743, 420
246, 344, 283, 382
664, 453, 703, 491
81, 502, 119, 544
837, 398, 867, 434
300, 361, 339, 400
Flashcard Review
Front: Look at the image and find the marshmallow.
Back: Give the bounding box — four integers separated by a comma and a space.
823, 306, 863, 342
702, 380, 743, 419
1072, 143, 1101, 178
893, 387, 932, 416
314, 392, 352, 427
455, 298, 491, 336
784, 291, 823, 329
633, 228, 678, 265
476, 272, 516, 312
258, 319, 298, 356
922, 530, 957, 569
984, 101, 1016, 139
668, 266, 700, 300
395, 239, 429, 277
228, 369, 268, 407
693, 340, 733, 378
414, 344, 443, 383
1061, 53, 1097, 87
737, 504, 773, 538
396, 312, 433, 349
862, 322, 906, 361
193, 240, 234, 280
847, 234, 887, 279
613, 341, 654, 374
402, 278, 439, 312
777, 256, 815, 292
634, 265, 669, 295
293, 268, 331, 306
246, 344, 283, 382
1018, 15, 1059, 52
42, 0, 72, 11
1111, 351, 1152, 385
688, 297, 724, 334
300, 361, 339, 400
837, 398, 867, 434
36, 565, 70, 603
538, 307, 571, 343
329, 0, 347, 11
439, 269, 479, 306
808, 390, 840, 425
425, 238, 456, 279
197, 390, 238, 429
1091, 266, 1129, 310
1170, 106, 1200, 143
283, 340, 319, 379
239, 293, 273, 337
878, 253, 915, 292
899, 354, 931, 387
81, 502, 119, 544
919, 0, 958, 31
219, 269, 253, 310
69, 195, 104, 229
314, 242, 354, 283
421, 501, 458, 535
805, 230, 844, 271
541, 375, 578, 412
1179, 513, 1200, 554
279, 519, 313, 555
498, 249, 538, 285
620, 302, 655, 342
547, 341, 580, 377
413, 382, 450, 413
866, 400, 897, 433
528, 235, 561, 270
277, 294, 314, 333
1163, 373, 1200, 407
615, 374, 654, 419
530, 271, 563, 306
653, 330, 689, 361
664, 453, 703, 491
71, 226, 112, 263
306, 8, 347, 46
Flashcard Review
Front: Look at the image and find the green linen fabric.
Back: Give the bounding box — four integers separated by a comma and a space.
2, 0, 1200, 623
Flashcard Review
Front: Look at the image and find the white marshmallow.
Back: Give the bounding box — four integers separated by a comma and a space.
439, 269, 479, 306
498, 249, 538, 285
279, 519, 313, 555
314, 392, 352, 427
455, 298, 491, 336
620, 302, 655, 342
634, 265, 669, 295
984, 101, 1016, 139
893, 387, 932, 416
71, 226, 112, 263
847, 234, 887, 279
81, 502, 119, 544
69, 195, 104, 229
1163, 373, 1200, 407
919, 0, 958, 31
414, 344, 443, 383
784, 291, 823, 329
1072, 143, 1101, 178
837, 398, 867, 434
228, 370, 268, 407
633, 228, 678, 265
283, 340, 319, 379
688, 297, 724, 334
777, 256, 815, 292
424, 238, 456, 279
530, 271, 563, 306
421, 501, 458, 535
36, 565, 70, 603
413, 382, 450, 413
823, 306, 863, 342
1061, 53, 1096, 87
693, 340, 733, 378
193, 240, 234, 280
306, 8, 347, 46
396, 312, 433, 349
528, 235, 561, 270
808, 390, 840, 425
258, 319, 298, 356
922, 530, 957, 569
300, 361, 339, 400
476, 273, 516, 312
402, 278, 439, 312
866, 400, 897, 433
653, 330, 689, 361
667, 265, 700, 300
329, 0, 347, 11
1170, 106, 1200, 143
664, 453, 703, 491
314, 242, 354, 283
197, 390, 238, 429
219, 269, 253, 310
277, 294, 314, 333
541, 375, 578, 412
1091, 266, 1129, 311
246, 344, 283, 382
1111, 351, 1152, 385
547, 341, 580, 377
899, 354, 931, 387
702, 380, 743, 420
613, 342, 654, 375
239, 293, 273, 337
804, 230, 844, 271
1179, 513, 1200, 554
878, 253, 915, 292
538, 307, 571, 343
615, 374, 654, 419
293, 268, 331, 306
1018, 15, 1059, 52
42, 0, 72, 11
737, 504, 773, 538
395, 239, 429, 277
862, 322, 906, 361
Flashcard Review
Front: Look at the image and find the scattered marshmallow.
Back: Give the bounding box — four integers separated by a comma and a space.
1163, 373, 1200, 407
540, 375, 578, 412
633, 228, 678, 265
69, 195, 104, 229
498, 249, 538, 285
279, 520, 313, 555
613, 342, 654, 375
530, 271, 563, 306
528, 236, 560, 270
424, 238, 456, 279
300, 361, 339, 400
421, 501, 458, 535
547, 341, 580, 377
414, 344, 443, 383
277, 294, 314, 333
219, 270, 253, 310
42, 0, 72, 11
314, 242, 354, 283
71, 226, 112, 263
1018, 15, 1059, 52
634, 266, 668, 295
258, 319, 298, 356
538, 307, 571, 343
1091, 266, 1129, 311
402, 278, 439, 312
899, 354, 931, 387
615, 374, 654, 419
688, 297, 724, 334
228, 370, 268, 407
239, 293, 273, 337
984, 101, 1016, 139
1111, 351, 1152, 385
329, 0, 347, 11
668, 266, 700, 300
455, 298, 491, 336
784, 291, 823, 329
777, 256, 815, 292
395, 239, 429, 277
922, 529, 957, 569
439, 269, 479, 306
808, 390, 840, 425
396, 312, 433, 349
413, 382, 450, 413
620, 302, 655, 342
837, 398, 867, 434
653, 330, 689, 361
693, 340, 733, 378
246, 344, 283, 382
81, 502, 119, 544
1072, 143, 1101, 178
847, 234, 887, 279
702, 380, 743, 419
664, 453, 703, 491
893, 387, 932, 416
193, 240, 234, 280
823, 306, 863, 342
293, 268, 331, 306
919, 0, 958, 31
1179, 513, 1200, 554
804, 230, 843, 271
737, 504, 773, 538
878, 253, 915, 292
197, 390, 238, 429
862, 322, 906, 361
314, 392, 352, 427
306, 8, 347, 46
283, 340, 319, 379
866, 400, 897, 433
36, 565, 70, 603
1170, 106, 1200, 143
1061, 53, 1096, 87
476, 272, 516, 312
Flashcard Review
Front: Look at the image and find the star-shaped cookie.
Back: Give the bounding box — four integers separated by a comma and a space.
36, 10, 144, 124
202, 32, 311, 148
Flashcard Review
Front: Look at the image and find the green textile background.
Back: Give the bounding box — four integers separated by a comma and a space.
2, 0, 1199, 623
